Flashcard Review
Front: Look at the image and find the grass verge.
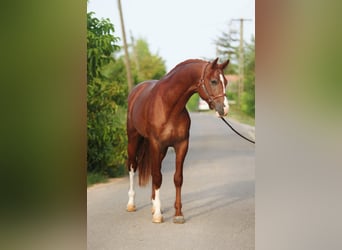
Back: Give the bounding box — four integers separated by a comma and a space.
87, 172, 109, 187
227, 105, 255, 126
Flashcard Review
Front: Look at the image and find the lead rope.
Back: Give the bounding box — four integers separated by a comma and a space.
220, 117, 255, 144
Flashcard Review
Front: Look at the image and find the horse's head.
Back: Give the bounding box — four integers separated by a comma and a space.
197, 58, 230, 117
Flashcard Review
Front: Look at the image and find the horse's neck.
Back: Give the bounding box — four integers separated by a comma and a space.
159, 63, 202, 114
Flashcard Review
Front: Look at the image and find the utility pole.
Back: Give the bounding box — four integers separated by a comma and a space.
232, 18, 252, 106
130, 31, 140, 74
117, 0, 133, 92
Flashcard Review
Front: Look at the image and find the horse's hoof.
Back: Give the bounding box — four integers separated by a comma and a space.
152, 207, 163, 215
152, 215, 164, 223
173, 216, 185, 224
126, 204, 136, 212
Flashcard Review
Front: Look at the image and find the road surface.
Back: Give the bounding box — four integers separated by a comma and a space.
87, 112, 255, 250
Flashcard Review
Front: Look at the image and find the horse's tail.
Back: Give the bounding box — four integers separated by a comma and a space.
136, 138, 151, 186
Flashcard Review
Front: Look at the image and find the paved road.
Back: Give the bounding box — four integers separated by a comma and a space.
87, 112, 255, 250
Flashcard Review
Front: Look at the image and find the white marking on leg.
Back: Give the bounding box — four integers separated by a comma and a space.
127, 167, 136, 211
152, 189, 163, 223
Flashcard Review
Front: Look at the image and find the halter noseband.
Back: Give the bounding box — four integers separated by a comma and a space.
197, 62, 226, 105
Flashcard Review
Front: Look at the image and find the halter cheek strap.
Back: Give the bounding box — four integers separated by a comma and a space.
197, 62, 226, 105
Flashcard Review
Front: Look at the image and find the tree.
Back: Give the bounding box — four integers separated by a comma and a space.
241, 36, 255, 117
87, 12, 128, 176
215, 27, 239, 74
130, 38, 166, 84
87, 12, 119, 80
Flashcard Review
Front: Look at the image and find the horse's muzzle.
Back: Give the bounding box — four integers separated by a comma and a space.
215, 102, 229, 117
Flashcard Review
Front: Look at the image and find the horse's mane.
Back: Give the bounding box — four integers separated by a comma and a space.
164, 59, 207, 77
173, 59, 206, 68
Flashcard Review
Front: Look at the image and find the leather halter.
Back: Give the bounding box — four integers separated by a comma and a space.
197, 62, 226, 105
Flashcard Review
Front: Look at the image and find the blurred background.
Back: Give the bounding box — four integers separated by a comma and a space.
1, 0, 341, 249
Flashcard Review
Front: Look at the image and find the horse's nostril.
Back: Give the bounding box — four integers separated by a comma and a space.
215, 103, 224, 116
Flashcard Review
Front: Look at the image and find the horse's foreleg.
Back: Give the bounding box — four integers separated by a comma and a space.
173, 140, 189, 224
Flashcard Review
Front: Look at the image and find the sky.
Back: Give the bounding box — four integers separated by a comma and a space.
87, 0, 255, 71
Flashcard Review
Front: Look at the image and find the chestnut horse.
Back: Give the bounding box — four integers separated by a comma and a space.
126, 58, 229, 223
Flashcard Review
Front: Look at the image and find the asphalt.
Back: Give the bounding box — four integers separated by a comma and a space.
87, 112, 255, 250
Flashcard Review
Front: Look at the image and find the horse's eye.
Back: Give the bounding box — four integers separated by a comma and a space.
210, 79, 218, 85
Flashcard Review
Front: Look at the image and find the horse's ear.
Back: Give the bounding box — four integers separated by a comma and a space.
210, 57, 219, 69
220, 59, 230, 70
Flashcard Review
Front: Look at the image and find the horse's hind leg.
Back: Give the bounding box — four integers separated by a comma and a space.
126, 130, 142, 212
127, 168, 136, 212
151, 143, 167, 223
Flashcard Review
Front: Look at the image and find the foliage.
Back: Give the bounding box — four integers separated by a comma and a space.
87, 12, 128, 176
215, 28, 239, 74
87, 172, 109, 187
186, 93, 200, 112
87, 12, 120, 80
130, 38, 166, 84
241, 36, 255, 117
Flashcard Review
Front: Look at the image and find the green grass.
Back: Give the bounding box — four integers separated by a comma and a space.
227, 105, 255, 126
87, 166, 127, 187
87, 172, 109, 187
